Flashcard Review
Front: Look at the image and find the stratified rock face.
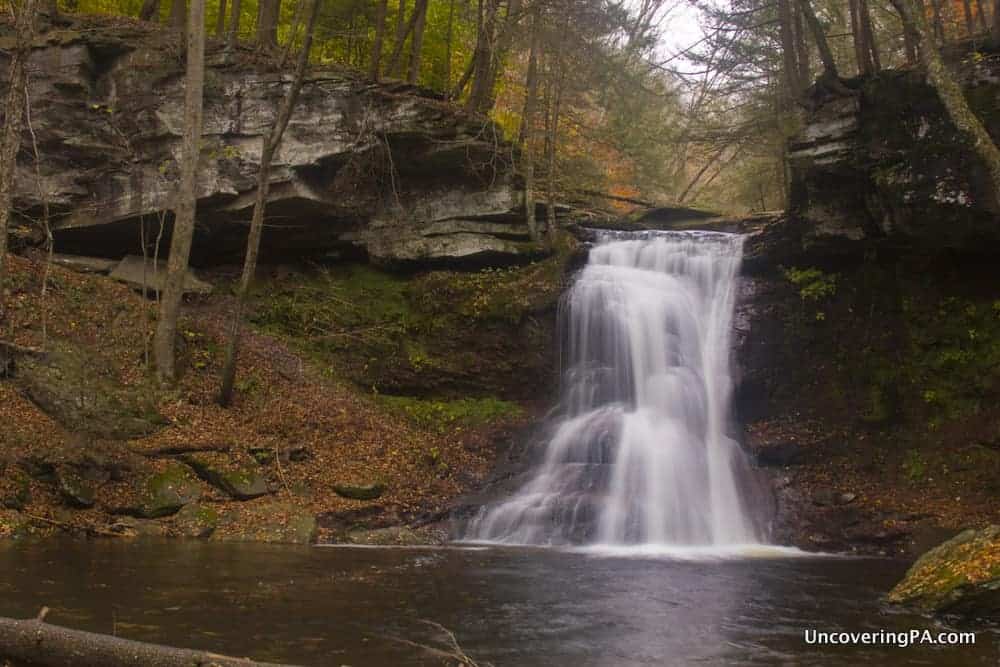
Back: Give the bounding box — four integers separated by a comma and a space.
4, 18, 534, 267
889, 525, 1000, 618
788, 55, 1000, 252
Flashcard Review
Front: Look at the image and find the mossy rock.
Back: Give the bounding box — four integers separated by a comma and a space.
211, 502, 316, 545
171, 503, 219, 538
0, 510, 35, 539
343, 525, 433, 546
180, 454, 269, 500
56, 467, 95, 508
333, 482, 385, 501
889, 525, 1000, 618
136, 466, 203, 518
14, 341, 167, 439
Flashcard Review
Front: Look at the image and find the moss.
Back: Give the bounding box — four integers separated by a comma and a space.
379, 395, 522, 434
248, 235, 574, 399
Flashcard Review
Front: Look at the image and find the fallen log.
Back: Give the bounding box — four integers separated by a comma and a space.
0, 610, 300, 667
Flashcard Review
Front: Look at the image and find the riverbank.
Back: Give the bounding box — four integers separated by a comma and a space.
0, 242, 574, 544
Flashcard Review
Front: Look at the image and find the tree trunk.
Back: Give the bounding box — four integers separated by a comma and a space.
993, 0, 1000, 41
257, 0, 281, 49
520, 4, 541, 242
931, 0, 945, 41
974, 0, 988, 31
849, 0, 873, 75
406, 0, 429, 84
139, 0, 160, 20
443, 0, 456, 91
892, 0, 1000, 207
153, 0, 206, 383
386, 0, 423, 78
391, 0, 408, 77
0, 615, 295, 667
962, 0, 975, 34
219, 0, 321, 406
797, 0, 841, 81
778, 0, 803, 98
793, 2, 811, 85
482, 0, 523, 113
370, 0, 388, 80
544, 14, 567, 245
467, 0, 499, 113
227, 0, 241, 47
860, 0, 881, 71
0, 0, 35, 285
216, 0, 227, 35
169, 0, 186, 31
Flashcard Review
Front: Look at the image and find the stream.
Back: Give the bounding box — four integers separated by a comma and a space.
0, 539, 996, 665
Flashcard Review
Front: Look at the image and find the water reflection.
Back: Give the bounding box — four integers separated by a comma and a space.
0, 539, 995, 666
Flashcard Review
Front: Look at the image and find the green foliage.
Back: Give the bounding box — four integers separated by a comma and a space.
379, 395, 521, 434
783, 266, 838, 302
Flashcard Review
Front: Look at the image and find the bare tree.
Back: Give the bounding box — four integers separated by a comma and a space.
219, 0, 322, 406
406, 0, 430, 84
257, 0, 282, 49
139, 0, 161, 21
0, 0, 35, 285
369, 0, 388, 80
228, 0, 242, 47
216, 0, 227, 35
153, 0, 206, 383
170, 0, 186, 31
520, 3, 541, 241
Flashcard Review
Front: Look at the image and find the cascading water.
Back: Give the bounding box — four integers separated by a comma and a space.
465, 230, 764, 547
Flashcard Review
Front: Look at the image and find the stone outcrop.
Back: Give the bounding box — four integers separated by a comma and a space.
788, 46, 1000, 253
889, 525, 1000, 618
4, 17, 537, 268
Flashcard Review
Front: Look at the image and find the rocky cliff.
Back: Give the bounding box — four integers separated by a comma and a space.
3, 16, 538, 267
787, 44, 1000, 253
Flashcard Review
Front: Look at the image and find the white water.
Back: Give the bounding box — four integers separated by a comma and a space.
466, 230, 763, 547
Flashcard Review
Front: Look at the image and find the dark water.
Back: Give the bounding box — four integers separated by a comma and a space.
0, 539, 996, 666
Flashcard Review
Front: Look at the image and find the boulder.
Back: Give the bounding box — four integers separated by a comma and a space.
56, 467, 95, 508
50, 254, 118, 274
333, 482, 385, 501
788, 64, 1000, 253
342, 525, 435, 546
180, 454, 269, 500
108, 256, 213, 295
171, 503, 219, 538
211, 502, 316, 544
14, 341, 167, 439
889, 525, 1000, 618
133, 466, 203, 518
7, 18, 540, 268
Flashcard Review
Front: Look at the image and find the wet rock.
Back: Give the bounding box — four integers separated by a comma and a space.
56, 467, 95, 508
0, 510, 35, 539
343, 525, 434, 546
889, 525, 1000, 618
108, 516, 168, 538
171, 503, 219, 539
134, 466, 203, 518
333, 482, 386, 501
211, 502, 316, 545
180, 454, 270, 500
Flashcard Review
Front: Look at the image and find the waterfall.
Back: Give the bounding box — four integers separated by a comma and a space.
465, 230, 763, 546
